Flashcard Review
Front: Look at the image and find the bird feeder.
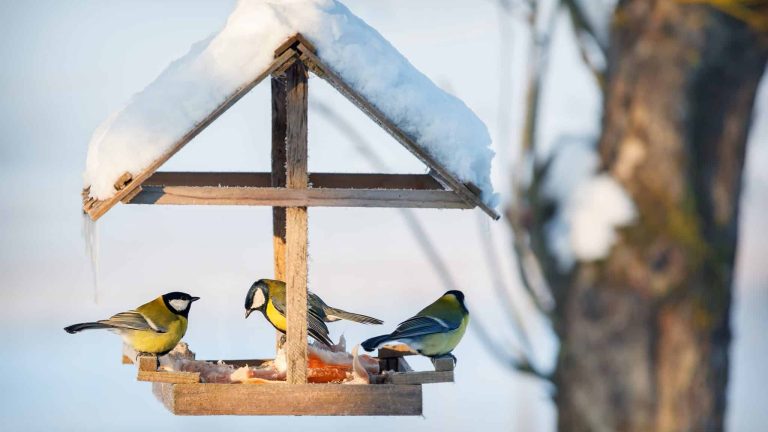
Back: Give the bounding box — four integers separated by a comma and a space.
82, 33, 497, 416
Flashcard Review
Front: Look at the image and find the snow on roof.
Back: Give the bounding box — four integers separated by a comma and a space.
83, 0, 497, 206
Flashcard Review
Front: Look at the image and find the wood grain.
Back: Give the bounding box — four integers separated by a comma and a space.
284, 60, 309, 385
142, 172, 447, 190
125, 186, 470, 208
271, 75, 288, 283
152, 382, 422, 416
136, 355, 201, 384
385, 371, 454, 385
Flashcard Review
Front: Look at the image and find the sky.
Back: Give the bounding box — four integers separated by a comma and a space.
0, 1, 765, 431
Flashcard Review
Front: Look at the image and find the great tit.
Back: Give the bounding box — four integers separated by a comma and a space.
244, 279, 383, 347
64, 292, 199, 356
361, 290, 469, 358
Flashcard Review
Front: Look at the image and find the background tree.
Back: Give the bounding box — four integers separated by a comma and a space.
507, 0, 768, 430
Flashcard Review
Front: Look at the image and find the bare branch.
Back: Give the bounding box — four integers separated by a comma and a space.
561, 0, 608, 55
476, 212, 536, 356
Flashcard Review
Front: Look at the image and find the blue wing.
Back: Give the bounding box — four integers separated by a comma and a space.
389, 315, 458, 339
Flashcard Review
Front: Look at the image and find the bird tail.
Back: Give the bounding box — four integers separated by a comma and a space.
325, 307, 383, 325
361, 334, 393, 352
64, 322, 113, 334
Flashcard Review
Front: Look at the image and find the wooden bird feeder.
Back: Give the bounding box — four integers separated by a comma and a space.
86, 34, 498, 416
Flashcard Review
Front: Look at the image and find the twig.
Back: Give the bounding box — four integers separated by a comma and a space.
476, 212, 536, 356
562, 0, 608, 91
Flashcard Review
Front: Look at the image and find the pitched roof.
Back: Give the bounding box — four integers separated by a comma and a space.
82, 1, 498, 220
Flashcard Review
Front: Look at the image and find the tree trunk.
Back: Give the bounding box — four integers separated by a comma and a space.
553, 2, 768, 431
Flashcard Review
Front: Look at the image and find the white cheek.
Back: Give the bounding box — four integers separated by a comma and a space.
252, 290, 265, 308
169, 299, 189, 312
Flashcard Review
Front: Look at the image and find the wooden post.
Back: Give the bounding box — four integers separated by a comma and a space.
283, 60, 309, 384
271, 75, 287, 281
271, 74, 288, 350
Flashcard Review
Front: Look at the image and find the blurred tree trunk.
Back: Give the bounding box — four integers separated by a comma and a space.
553, 2, 768, 431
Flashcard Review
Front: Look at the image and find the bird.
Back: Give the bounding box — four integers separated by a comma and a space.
244, 279, 383, 347
361, 290, 469, 360
64, 292, 199, 356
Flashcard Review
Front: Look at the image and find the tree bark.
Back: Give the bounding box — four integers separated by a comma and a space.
552, 2, 768, 431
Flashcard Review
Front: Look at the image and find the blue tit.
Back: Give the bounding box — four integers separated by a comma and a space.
64, 292, 199, 355
244, 279, 383, 346
361, 290, 469, 358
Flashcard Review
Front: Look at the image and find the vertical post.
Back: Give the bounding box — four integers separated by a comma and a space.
283, 60, 309, 384
271, 75, 288, 350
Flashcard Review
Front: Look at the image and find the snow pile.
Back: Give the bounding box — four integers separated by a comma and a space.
84, 0, 496, 205
543, 143, 635, 270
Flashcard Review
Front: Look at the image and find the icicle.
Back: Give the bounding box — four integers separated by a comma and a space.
81, 213, 100, 303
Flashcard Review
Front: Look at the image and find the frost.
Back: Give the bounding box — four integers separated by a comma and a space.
543, 143, 636, 270
83, 0, 496, 205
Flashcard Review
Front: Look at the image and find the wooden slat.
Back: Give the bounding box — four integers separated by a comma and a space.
136, 355, 201, 384
431, 356, 456, 372
139, 370, 201, 384
397, 357, 414, 373
378, 345, 419, 358
126, 186, 471, 208
152, 382, 422, 416
272, 75, 288, 286
143, 172, 446, 190
274, 33, 317, 58
294, 42, 500, 220
385, 371, 454, 385
83, 48, 298, 220
272, 74, 288, 350
284, 60, 309, 385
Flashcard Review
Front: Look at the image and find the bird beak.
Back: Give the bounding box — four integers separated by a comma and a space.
191, 297, 200, 302
245, 309, 253, 319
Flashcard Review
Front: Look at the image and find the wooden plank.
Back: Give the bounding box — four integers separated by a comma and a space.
139, 370, 201, 384
397, 357, 414, 373
431, 356, 456, 372
142, 172, 446, 190
294, 43, 500, 220
272, 74, 289, 350
378, 345, 418, 358
385, 371, 454, 385
152, 382, 422, 416
274, 33, 317, 58
272, 75, 288, 284
284, 60, 309, 385
83, 48, 297, 221
136, 355, 201, 384
126, 186, 471, 208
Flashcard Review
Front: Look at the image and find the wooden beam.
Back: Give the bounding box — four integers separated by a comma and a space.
274, 33, 317, 58
136, 355, 201, 384
293, 43, 500, 220
284, 60, 309, 385
125, 186, 472, 208
152, 382, 422, 416
83, 48, 298, 220
271, 75, 288, 284
385, 371, 454, 385
143, 172, 447, 190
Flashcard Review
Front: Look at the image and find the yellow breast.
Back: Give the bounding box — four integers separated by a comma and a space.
123, 317, 187, 354
266, 300, 287, 332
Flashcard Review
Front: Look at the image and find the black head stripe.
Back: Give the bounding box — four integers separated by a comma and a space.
245, 280, 269, 311
162, 291, 195, 317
